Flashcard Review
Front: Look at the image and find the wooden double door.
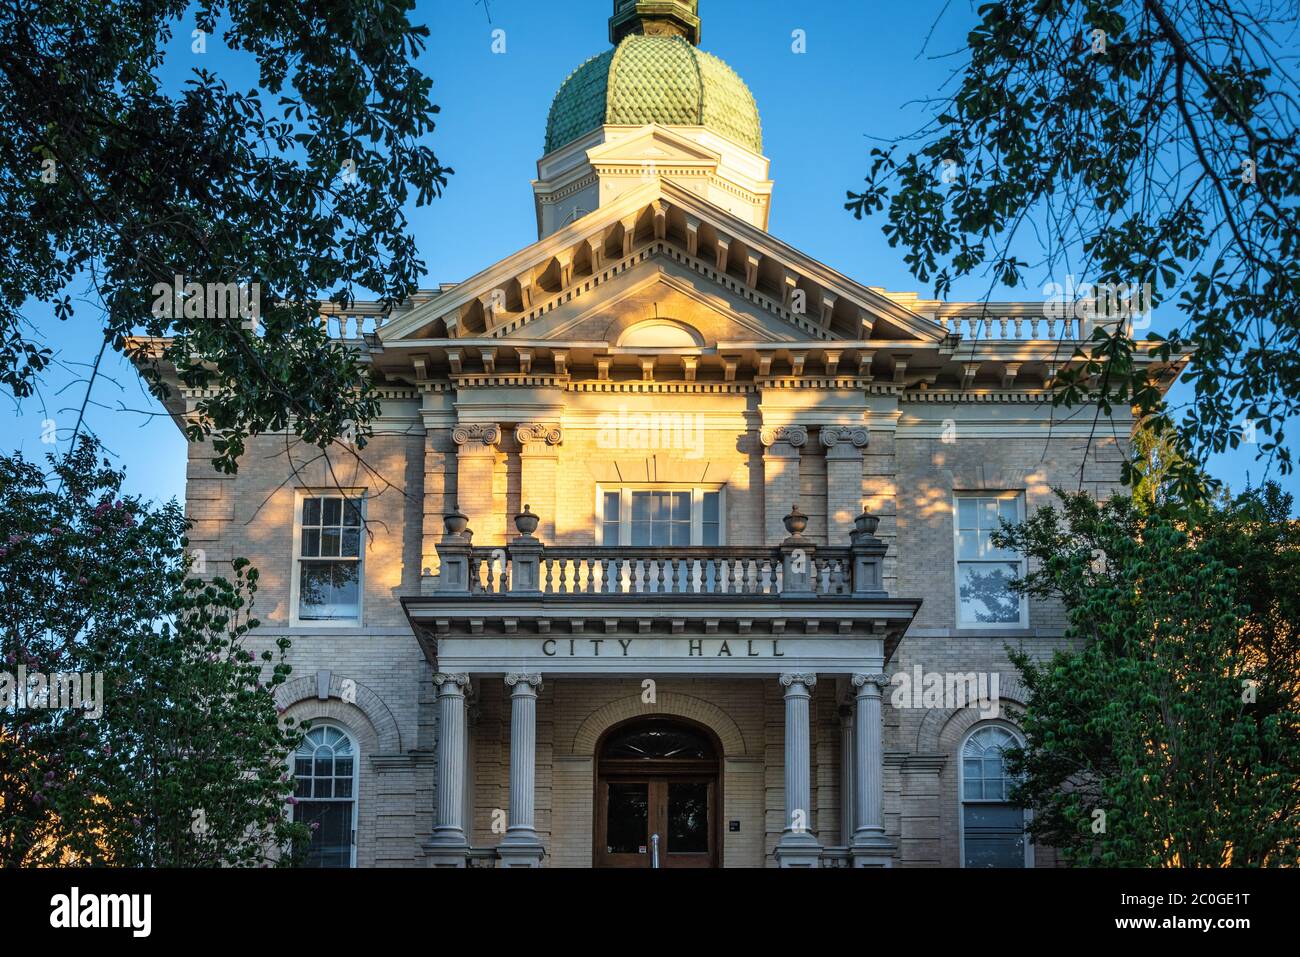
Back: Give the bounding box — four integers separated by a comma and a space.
593, 718, 721, 868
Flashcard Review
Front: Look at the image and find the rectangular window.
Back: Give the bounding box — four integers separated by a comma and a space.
597, 487, 724, 546
297, 494, 363, 622
954, 494, 1025, 627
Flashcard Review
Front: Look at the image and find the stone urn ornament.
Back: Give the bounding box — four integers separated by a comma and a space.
783, 504, 809, 537
444, 510, 469, 538
854, 507, 881, 538
514, 504, 540, 537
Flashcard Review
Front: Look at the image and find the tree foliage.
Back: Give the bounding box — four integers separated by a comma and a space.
0, 0, 450, 472
0, 439, 307, 866
998, 484, 1300, 866
848, 0, 1299, 496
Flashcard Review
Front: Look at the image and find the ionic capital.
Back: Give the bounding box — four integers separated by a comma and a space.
515, 423, 563, 451
852, 673, 892, 693
760, 425, 808, 450
505, 673, 544, 693
779, 673, 818, 691
452, 423, 501, 454
820, 426, 869, 450
434, 673, 472, 694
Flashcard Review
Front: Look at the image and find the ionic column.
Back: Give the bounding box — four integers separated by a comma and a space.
515, 424, 562, 542
452, 423, 500, 543
821, 426, 869, 541
428, 672, 471, 867
839, 704, 855, 847
851, 672, 894, 867
498, 673, 545, 867
775, 673, 822, 867
760, 426, 807, 545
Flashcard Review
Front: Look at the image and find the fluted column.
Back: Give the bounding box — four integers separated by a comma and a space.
840, 704, 855, 847
774, 673, 822, 867
498, 673, 545, 867
428, 672, 471, 867
851, 672, 895, 867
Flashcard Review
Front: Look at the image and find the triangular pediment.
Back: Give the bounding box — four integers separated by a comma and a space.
584, 125, 722, 169
380, 179, 948, 347
493, 252, 824, 347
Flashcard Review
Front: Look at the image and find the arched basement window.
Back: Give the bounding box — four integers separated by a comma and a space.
292, 724, 358, 867
960, 724, 1030, 868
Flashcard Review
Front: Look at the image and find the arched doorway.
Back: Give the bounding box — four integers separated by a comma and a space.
593, 717, 722, 868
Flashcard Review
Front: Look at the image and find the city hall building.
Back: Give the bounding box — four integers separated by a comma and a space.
145, 1, 1183, 867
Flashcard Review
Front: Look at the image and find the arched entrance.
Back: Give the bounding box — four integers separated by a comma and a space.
593, 717, 722, 868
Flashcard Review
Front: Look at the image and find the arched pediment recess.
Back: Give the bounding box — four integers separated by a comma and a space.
570, 692, 748, 757
615, 318, 705, 348
275, 674, 402, 755
914, 674, 1028, 754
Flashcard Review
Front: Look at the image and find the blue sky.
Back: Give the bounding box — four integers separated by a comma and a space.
3, 0, 1293, 508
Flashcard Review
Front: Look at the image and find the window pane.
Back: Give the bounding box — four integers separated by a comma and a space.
294, 802, 353, 868
650, 492, 668, 523
671, 492, 690, 521
958, 562, 1021, 624
631, 492, 650, 522
956, 530, 981, 560
302, 497, 321, 526
343, 499, 362, 526
602, 520, 621, 545
322, 497, 342, 526
962, 805, 1025, 867
603, 491, 620, 523
667, 782, 709, 854
702, 522, 720, 546
630, 522, 651, 546
702, 491, 719, 523
978, 499, 998, 527
341, 528, 360, 558
670, 522, 690, 547
605, 783, 649, 855
301, 529, 320, 557
999, 499, 1018, 522
300, 562, 360, 620
957, 498, 977, 528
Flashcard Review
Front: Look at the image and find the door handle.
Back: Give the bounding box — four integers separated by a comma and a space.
651, 832, 660, 868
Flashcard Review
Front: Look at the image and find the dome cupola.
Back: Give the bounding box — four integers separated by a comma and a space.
544, 1, 762, 156
533, 1, 773, 238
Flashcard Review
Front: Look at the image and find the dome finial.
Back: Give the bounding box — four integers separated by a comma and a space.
610, 0, 701, 46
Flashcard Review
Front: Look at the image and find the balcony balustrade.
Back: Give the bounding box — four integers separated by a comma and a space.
434, 504, 888, 600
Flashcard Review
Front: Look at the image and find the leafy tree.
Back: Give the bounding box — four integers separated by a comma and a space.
0, 439, 308, 866
847, 1, 1298, 496
998, 485, 1300, 866
0, 0, 451, 472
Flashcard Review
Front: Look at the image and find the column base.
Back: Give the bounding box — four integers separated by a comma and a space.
850, 835, 896, 868
424, 831, 470, 868
496, 842, 546, 868
774, 833, 824, 868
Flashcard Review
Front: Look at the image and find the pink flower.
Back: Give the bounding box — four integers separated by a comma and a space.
287, 796, 298, 806
78, 577, 87, 585
132, 817, 142, 827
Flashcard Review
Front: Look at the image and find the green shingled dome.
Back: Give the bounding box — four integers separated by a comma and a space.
544, 35, 762, 155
